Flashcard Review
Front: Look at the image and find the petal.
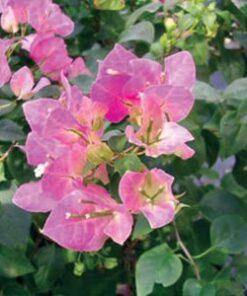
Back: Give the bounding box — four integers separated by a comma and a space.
125, 125, 145, 147
0, 38, 12, 88
119, 171, 145, 213
141, 201, 175, 229
12, 181, 57, 212
97, 44, 136, 78
91, 74, 130, 123
42, 145, 86, 199
146, 122, 194, 158
144, 85, 194, 122
25, 132, 67, 166
10, 66, 34, 99
68, 57, 91, 80
104, 207, 133, 245
23, 98, 60, 134
32, 77, 50, 94
164, 51, 196, 91
42, 190, 108, 251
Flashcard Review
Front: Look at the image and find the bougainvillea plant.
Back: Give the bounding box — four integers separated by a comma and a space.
1, 0, 247, 295
12, 41, 196, 251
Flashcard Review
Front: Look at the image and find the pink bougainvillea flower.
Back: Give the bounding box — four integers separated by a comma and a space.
92, 44, 195, 123
125, 94, 194, 159
119, 168, 176, 229
27, 34, 89, 81
42, 185, 133, 251
10, 66, 50, 100
0, 38, 12, 88
0, 0, 74, 37
13, 180, 57, 212
41, 144, 86, 199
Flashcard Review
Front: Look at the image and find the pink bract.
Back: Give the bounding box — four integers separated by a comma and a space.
42, 185, 133, 251
119, 169, 176, 228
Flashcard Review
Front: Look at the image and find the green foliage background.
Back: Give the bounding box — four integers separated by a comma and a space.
0, 0, 247, 295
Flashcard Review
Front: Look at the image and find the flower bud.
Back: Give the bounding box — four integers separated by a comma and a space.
164, 17, 176, 32
73, 262, 85, 276
87, 143, 113, 166
1, 6, 18, 34
104, 257, 118, 270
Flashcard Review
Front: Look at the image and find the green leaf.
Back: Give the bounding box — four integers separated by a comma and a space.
231, 0, 247, 15
0, 99, 16, 117
0, 245, 34, 278
93, 0, 125, 10
132, 214, 153, 240
108, 134, 127, 152
210, 215, 247, 254
114, 154, 142, 175
72, 75, 95, 94
178, 14, 194, 31
120, 21, 155, 44
200, 189, 246, 221
136, 244, 183, 296
0, 183, 31, 248
0, 162, 6, 182
183, 279, 216, 296
218, 53, 245, 84
33, 245, 66, 292
0, 119, 25, 142
224, 78, 247, 106
1, 282, 31, 296
193, 81, 222, 103
220, 100, 247, 157
126, 3, 161, 27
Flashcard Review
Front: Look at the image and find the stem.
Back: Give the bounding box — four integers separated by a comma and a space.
193, 245, 218, 260
173, 221, 201, 280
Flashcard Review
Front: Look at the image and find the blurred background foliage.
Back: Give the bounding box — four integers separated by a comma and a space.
0, 0, 247, 295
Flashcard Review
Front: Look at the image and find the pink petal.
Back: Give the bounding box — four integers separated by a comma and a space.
0, 38, 12, 88
144, 85, 194, 122
10, 66, 34, 99
43, 107, 87, 145
125, 125, 145, 147
91, 74, 130, 123
32, 77, 50, 94
164, 51, 196, 91
12, 181, 57, 213
25, 132, 67, 166
119, 171, 146, 213
104, 207, 133, 245
146, 122, 194, 158
28, 1, 74, 37
42, 190, 108, 251
23, 98, 60, 134
93, 164, 110, 185
141, 201, 175, 229
42, 145, 86, 199
97, 44, 136, 78
68, 57, 91, 80
1, 5, 18, 33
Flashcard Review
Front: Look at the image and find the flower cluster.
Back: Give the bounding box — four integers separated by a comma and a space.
0, 0, 89, 90
11, 37, 196, 250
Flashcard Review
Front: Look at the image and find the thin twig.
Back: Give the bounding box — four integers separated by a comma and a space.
173, 221, 201, 280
